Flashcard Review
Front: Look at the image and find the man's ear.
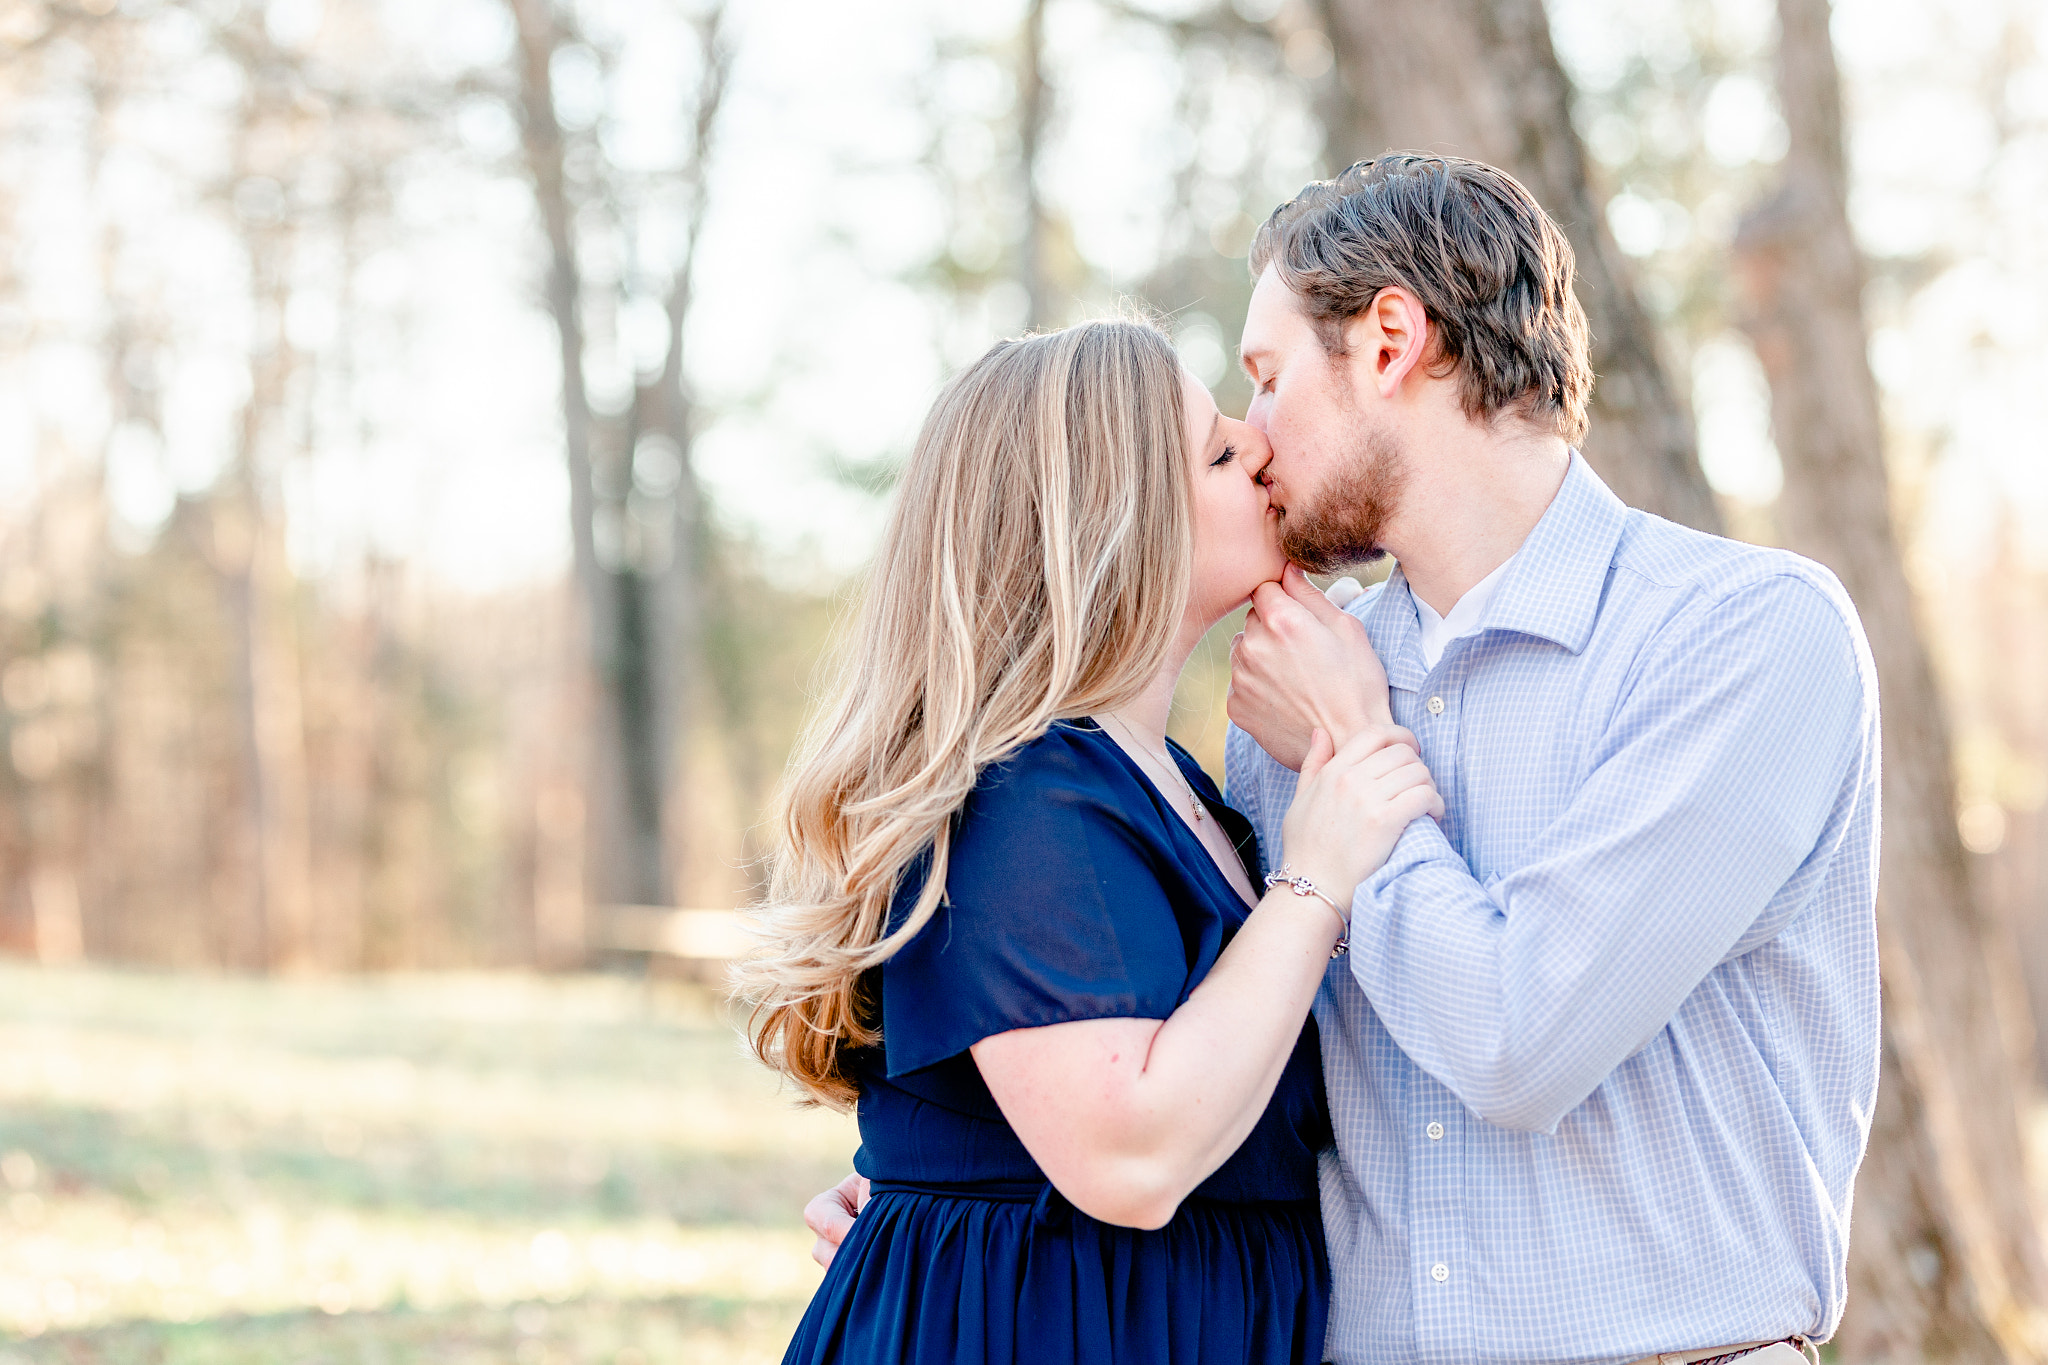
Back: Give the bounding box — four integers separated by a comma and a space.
1341, 288, 1431, 399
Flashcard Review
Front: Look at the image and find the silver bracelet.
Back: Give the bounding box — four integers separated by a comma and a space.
1264, 866, 1350, 957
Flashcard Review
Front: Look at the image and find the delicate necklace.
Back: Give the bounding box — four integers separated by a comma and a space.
1103, 714, 1205, 823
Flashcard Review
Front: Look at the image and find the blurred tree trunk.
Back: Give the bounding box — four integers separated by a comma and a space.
1732, 0, 2044, 1358
1314, 0, 1721, 533
216, 100, 316, 973
507, 0, 730, 934
641, 5, 729, 899
313, 179, 376, 973
215, 323, 314, 972
1018, 0, 1052, 331
507, 0, 649, 946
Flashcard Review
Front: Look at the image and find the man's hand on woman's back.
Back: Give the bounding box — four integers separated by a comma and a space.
805, 1173, 867, 1269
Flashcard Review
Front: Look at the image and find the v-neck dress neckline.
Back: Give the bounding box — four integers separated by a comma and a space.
1078, 717, 1263, 909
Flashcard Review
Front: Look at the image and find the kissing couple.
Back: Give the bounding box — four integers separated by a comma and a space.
743, 153, 1881, 1365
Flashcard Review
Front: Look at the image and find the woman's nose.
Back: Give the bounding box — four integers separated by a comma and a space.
1241, 432, 1276, 483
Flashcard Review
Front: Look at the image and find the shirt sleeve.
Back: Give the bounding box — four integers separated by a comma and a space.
1224, 723, 1272, 879
1347, 573, 1877, 1133
879, 737, 1193, 1076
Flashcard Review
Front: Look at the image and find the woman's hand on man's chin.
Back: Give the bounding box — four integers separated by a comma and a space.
1227, 564, 1395, 771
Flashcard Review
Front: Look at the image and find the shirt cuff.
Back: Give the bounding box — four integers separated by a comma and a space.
1359, 815, 1460, 903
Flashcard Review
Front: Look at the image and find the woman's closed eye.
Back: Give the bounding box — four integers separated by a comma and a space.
1210, 443, 1237, 468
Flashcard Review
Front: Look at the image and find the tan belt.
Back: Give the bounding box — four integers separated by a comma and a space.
1627, 1339, 1818, 1365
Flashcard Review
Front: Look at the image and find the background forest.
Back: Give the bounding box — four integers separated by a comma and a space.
1, 0, 2046, 1359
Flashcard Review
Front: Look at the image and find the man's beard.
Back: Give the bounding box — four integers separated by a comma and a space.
1279, 422, 1408, 574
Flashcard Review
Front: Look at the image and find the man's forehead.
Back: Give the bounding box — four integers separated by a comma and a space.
1240, 267, 1299, 358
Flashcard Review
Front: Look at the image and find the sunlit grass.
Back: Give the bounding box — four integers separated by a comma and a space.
0, 964, 855, 1361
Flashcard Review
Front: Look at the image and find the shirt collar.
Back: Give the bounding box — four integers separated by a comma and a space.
1361, 450, 1629, 692
1362, 569, 1428, 694
1480, 450, 1630, 656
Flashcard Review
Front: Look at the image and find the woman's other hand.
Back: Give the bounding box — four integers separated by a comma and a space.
1229, 565, 1394, 770
804, 1172, 869, 1268
1280, 725, 1444, 908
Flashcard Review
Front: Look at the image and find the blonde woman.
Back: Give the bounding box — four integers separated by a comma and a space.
745, 319, 1439, 1365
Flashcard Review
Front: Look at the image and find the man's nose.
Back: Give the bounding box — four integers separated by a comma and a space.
1245, 391, 1273, 433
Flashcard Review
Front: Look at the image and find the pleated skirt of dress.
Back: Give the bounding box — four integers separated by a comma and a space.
781, 1184, 1329, 1365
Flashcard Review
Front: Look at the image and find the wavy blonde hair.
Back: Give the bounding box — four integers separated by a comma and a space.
740, 319, 1192, 1108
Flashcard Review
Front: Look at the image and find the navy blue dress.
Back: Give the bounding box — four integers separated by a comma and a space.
782, 719, 1332, 1365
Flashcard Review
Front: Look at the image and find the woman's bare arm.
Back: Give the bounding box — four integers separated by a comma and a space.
971, 884, 1341, 1227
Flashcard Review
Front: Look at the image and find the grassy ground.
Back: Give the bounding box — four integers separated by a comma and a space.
0, 963, 856, 1363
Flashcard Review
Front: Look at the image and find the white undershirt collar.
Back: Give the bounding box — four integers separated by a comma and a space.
1413, 554, 1518, 670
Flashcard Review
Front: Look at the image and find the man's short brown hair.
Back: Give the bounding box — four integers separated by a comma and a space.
1249, 153, 1592, 444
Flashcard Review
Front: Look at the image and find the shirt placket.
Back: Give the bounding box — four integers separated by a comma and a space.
1407, 652, 1470, 1363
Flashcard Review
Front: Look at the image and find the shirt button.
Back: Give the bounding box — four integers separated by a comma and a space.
1426, 695, 1445, 715
1427, 1121, 1444, 1141
1430, 1262, 1450, 1282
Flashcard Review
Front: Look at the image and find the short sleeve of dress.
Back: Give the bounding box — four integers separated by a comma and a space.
878, 725, 1194, 1077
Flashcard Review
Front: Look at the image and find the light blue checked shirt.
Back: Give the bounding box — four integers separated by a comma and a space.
1226, 453, 1882, 1365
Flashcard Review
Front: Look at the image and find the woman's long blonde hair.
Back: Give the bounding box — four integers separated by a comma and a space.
740, 319, 1193, 1108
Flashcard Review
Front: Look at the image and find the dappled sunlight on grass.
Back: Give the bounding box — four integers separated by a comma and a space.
0, 965, 854, 1361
